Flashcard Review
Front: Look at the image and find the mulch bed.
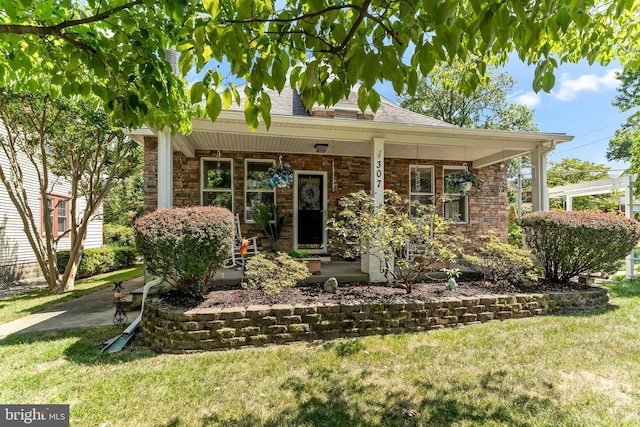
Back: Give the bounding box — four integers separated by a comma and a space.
160, 280, 595, 310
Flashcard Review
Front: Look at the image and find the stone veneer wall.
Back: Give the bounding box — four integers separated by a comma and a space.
0, 261, 42, 283
141, 286, 609, 353
142, 137, 508, 249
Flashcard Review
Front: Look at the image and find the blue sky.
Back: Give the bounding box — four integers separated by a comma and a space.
505, 60, 631, 174
374, 59, 633, 175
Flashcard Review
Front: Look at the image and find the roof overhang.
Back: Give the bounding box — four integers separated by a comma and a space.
131, 111, 573, 169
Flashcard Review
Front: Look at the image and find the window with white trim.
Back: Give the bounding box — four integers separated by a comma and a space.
443, 166, 468, 223
43, 195, 69, 237
201, 158, 233, 211
245, 159, 276, 222
409, 165, 434, 206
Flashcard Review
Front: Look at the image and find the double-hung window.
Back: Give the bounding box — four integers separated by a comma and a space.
245, 160, 276, 222
201, 158, 233, 211
43, 195, 69, 237
443, 166, 468, 223
409, 165, 434, 206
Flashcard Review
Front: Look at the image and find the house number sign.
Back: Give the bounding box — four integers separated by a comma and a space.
376, 160, 383, 189
375, 148, 384, 189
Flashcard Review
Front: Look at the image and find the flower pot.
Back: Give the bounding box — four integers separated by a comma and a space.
302, 258, 322, 275
459, 181, 472, 193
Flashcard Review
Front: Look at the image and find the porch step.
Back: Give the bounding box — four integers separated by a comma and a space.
124, 282, 172, 310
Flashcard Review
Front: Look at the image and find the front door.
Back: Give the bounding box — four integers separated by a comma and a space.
294, 171, 327, 254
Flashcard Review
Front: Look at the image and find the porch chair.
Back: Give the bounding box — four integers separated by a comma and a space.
223, 214, 258, 269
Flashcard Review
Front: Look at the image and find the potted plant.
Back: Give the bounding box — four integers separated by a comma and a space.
252, 203, 290, 252
444, 170, 483, 194
265, 158, 293, 189
288, 249, 322, 275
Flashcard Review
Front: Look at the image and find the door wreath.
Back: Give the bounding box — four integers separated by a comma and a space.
300, 182, 320, 205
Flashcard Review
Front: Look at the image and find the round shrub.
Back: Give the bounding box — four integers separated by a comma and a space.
462, 234, 540, 286
135, 206, 234, 298
243, 252, 310, 295
518, 211, 640, 283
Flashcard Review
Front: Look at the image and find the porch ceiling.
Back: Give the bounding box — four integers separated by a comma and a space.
138, 112, 574, 169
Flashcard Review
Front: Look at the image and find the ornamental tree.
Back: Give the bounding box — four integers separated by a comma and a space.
327, 190, 465, 292
1, 1, 639, 131
0, 92, 140, 293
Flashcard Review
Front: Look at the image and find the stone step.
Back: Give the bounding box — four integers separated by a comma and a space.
126, 282, 173, 310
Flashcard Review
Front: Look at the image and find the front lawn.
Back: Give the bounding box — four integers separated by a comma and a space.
1, 280, 639, 426
0, 267, 143, 324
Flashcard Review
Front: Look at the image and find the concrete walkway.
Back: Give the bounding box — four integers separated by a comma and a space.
0, 260, 368, 339
0, 276, 143, 339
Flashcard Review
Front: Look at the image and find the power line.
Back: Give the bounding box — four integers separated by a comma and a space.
574, 119, 626, 139
554, 136, 611, 154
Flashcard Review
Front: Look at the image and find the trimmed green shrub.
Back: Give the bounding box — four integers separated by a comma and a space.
462, 234, 539, 286
57, 246, 137, 278
104, 224, 135, 247
518, 211, 640, 283
243, 252, 310, 295
507, 204, 523, 248
135, 206, 234, 299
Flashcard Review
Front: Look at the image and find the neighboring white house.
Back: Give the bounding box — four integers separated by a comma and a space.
0, 127, 104, 284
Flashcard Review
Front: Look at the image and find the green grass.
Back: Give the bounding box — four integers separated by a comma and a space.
1, 280, 639, 426
0, 267, 143, 324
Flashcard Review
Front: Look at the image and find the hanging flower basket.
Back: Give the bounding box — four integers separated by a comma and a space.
265, 158, 293, 189
444, 170, 483, 194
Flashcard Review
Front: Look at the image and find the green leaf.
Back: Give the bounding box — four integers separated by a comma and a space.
231, 84, 241, 105
236, 0, 252, 20
272, 60, 285, 93
260, 95, 272, 130
369, 89, 380, 113
202, 0, 220, 19
80, 82, 91, 96
49, 85, 60, 100
357, 86, 368, 112
541, 72, 556, 92
305, 60, 318, 89
222, 87, 232, 109
190, 81, 206, 104
574, 9, 590, 29
179, 49, 193, 77
206, 90, 222, 122
128, 93, 140, 109
244, 103, 259, 131
435, 0, 457, 24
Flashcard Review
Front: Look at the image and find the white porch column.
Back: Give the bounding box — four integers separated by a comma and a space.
626, 175, 635, 279
371, 137, 385, 204
361, 137, 387, 282
157, 128, 173, 209
531, 142, 556, 212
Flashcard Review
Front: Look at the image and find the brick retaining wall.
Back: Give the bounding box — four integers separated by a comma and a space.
141, 286, 610, 353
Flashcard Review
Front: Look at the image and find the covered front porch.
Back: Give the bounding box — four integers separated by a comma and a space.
132, 109, 573, 281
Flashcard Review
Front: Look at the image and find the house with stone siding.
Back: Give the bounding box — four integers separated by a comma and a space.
130, 87, 572, 281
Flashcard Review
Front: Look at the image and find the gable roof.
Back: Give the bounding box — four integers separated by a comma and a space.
226, 86, 455, 127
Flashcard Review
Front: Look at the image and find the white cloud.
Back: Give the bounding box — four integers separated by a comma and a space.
553, 69, 621, 101
514, 91, 541, 107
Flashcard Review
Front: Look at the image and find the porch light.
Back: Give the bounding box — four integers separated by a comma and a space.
314, 143, 328, 153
